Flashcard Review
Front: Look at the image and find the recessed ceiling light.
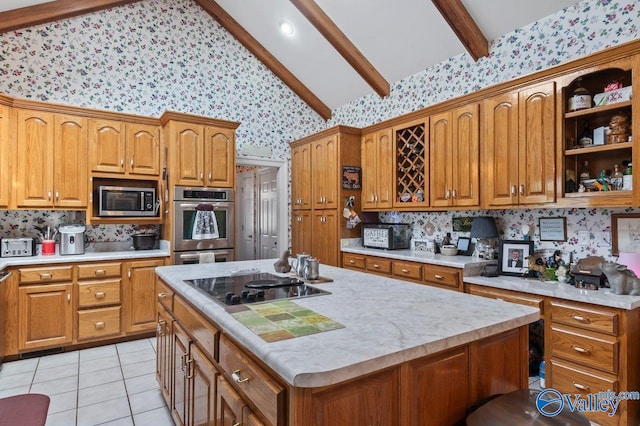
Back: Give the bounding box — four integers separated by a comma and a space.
280, 22, 294, 36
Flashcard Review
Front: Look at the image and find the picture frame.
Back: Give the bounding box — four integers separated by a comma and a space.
498, 240, 534, 276
456, 236, 474, 256
539, 217, 567, 242
411, 238, 431, 254
452, 216, 473, 232
611, 213, 640, 255
341, 166, 361, 189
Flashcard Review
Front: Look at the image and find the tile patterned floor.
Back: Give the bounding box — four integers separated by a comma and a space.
0, 338, 175, 426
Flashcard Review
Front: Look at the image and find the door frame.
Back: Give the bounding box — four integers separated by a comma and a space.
236, 155, 288, 258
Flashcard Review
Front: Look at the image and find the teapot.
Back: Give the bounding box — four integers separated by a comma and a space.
291, 253, 310, 277
304, 257, 320, 280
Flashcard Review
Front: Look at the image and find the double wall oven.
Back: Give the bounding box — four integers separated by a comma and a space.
173, 186, 234, 264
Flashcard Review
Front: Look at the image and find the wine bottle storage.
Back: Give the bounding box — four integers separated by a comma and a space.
395, 123, 427, 204
562, 65, 633, 200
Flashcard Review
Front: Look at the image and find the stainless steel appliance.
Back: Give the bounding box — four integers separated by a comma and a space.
99, 185, 157, 217
183, 272, 329, 308
362, 223, 411, 250
1, 238, 36, 257
173, 186, 234, 264
59, 225, 86, 255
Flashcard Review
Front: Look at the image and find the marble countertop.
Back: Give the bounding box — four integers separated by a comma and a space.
465, 275, 640, 310
155, 259, 539, 388
0, 240, 170, 271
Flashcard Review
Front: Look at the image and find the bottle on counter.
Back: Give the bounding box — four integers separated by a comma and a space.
579, 160, 591, 182
611, 164, 623, 190
623, 162, 633, 190
568, 78, 592, 112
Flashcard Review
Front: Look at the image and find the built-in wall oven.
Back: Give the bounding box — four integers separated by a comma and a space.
173, 186, 234, 264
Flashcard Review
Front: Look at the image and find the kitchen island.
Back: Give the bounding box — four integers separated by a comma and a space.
155, 259, 539, 425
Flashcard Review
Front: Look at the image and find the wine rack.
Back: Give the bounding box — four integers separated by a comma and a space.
395, 123, 428, 206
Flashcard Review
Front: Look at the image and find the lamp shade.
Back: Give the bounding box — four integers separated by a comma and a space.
470, 216, 498, 239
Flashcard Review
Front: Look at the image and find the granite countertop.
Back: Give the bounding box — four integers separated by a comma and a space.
0, 240, 171, 271
465, 275, 640, 310
155, 259, 539, 388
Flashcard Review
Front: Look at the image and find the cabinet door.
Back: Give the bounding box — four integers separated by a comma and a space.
124, 259, 164, 334
312, 136, 339, 209
89, 119, 126, 174
452, 104, 480, 207
0, 105, 10, 207
156, 304, 174, 407
15, 109, 54, 207
18, 283, 73, 351
291, 144, 311, 210
54, 114, 87, 208
291, 210, 312, 256
312, 210, 338, 267
518, 82, 556, 204
204, 126, 235, 188
361, 132, 379, 210
128, 123, 160, 176
377, 128, 394, 209
172, 122, 204, 187
190, 343, 218, 426
216, 375, 246, 426
430, 111, 453, 207
172, 321, 191, 426
483, 92, 519, 206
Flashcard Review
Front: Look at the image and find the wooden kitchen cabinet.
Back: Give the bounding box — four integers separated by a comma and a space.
361, 127, 394, 210
123, 258, 165, 334
312, 134, 339, 210
14, 109, 88, 208
157, 303, 174, 407
394, 118, 429, 209
0, 103, 10, 207
430, 104, 480, 208
466, 284, 545, 319
291, 210, 312, 256
291, 143, 311, 210
312, 210, 338, 267
89, 119, 161, 177
76, 262, 122, 342
162, 114, 239, 188
483, 81, 556, 207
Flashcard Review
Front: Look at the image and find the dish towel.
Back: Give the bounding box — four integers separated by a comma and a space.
192, 204, 219, 239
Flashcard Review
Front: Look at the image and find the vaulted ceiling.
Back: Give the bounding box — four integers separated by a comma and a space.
0, 0, 581, 119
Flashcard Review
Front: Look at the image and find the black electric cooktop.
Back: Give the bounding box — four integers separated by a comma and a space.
183, 272, 330, 308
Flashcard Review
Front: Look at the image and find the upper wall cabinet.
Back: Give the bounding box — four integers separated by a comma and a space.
394, 119, 429, 210
557, 55, 638, 208
291, 143, 311, 210
483, 82, 556, 207
89, 119, 161, 178
14, 109, 88, 209
430, 105, 479, 208
312, 134, 340, 210
361, 128, 394, 210
0, 104, 10, 207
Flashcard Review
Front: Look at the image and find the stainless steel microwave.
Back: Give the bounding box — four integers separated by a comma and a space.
98, 186, 157, 217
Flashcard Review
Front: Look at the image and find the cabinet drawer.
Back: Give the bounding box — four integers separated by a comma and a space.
466, 284, 545, 316
78, 306, 121, 340
219, 335, 285, 426
393, 261, 422, 281
78, 280, 121, 307
366, 257, 392, 275
550, 325, 618, 374
550, 301, 619, 335
174, 296, 218, 361
77, 262, 121, 279
342, 253, 365, 270
157, 279, 174, 312
423, 265, 460, 290
19, 265, 72, 283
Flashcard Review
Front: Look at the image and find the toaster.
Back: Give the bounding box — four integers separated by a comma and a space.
362, 223, 411, 250
1, 237, 36, 257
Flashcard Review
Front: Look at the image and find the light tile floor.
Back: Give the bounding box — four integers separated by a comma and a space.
0, 337, 175, 426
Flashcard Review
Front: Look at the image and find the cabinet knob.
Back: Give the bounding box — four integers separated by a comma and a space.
232, 369, 250, 384
401, 268, 409, 273
572, 345, 590, 355
94, 321, 105, 330
94, 269, 106, 276
519, 185, 524, 195
349, 260, 355, 264
572, 382, 590, 392
373, 264, 380, 269
434, 274, 444, 280
158, 292, 167, 300
511, 185, 517, 196
40, 273, 52, 280
95, 291, 106, 299
572, 315, 590, 323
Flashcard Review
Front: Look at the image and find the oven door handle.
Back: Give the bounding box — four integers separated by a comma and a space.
179, 253, 200, 261
178, 203, 231, 209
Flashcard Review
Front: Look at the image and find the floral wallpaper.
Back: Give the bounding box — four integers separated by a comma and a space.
0, 0, 639, 256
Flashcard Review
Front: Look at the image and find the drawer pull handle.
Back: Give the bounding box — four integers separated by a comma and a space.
373, 264, 380, 269
95, 291, 106, 299
186, 359, 194, 379
572, 345, 590, 355
232, 370, 250, 384
39, 273, 52, 280
156, 320, 166, 335
401, 268, 410, 273
158, 293, 167, 300
434, 274, 444, 280
94, 269, 106, 276
94, 322, 105, 330
573, 382, 590, 392
349, 259, 355, 264
572, 315, 590, 323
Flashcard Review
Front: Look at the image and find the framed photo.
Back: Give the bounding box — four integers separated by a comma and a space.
539, 217, 567, 242
341, 166, 361, 189
498, 240, 534, 276
411, 238, 431, 254
612, 213, 640, 255
456, 236, 474, 256
452, 216, 473, 232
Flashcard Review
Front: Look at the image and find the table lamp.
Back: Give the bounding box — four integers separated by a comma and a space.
470, 216, 499, 259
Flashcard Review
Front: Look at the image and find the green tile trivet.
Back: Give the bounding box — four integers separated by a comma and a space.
230, 300, 344, 342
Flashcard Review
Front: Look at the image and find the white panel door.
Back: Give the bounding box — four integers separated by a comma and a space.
258, 168, 279, 259
235, 171, 255, 260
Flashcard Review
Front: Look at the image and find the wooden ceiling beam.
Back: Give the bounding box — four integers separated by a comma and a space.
289, 0, 390, 98
0, 0, 142, 34
196, 0, 332, 120
431, 0, 488, 61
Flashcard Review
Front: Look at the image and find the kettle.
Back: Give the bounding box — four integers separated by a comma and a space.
292, 253, 310, 277
59, 225, 86, 255
303, 257, 320, 280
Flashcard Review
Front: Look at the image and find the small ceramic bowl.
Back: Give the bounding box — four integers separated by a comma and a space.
440, 245, 458, 256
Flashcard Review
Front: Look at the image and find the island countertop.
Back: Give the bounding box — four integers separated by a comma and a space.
155, 259, 539, 388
